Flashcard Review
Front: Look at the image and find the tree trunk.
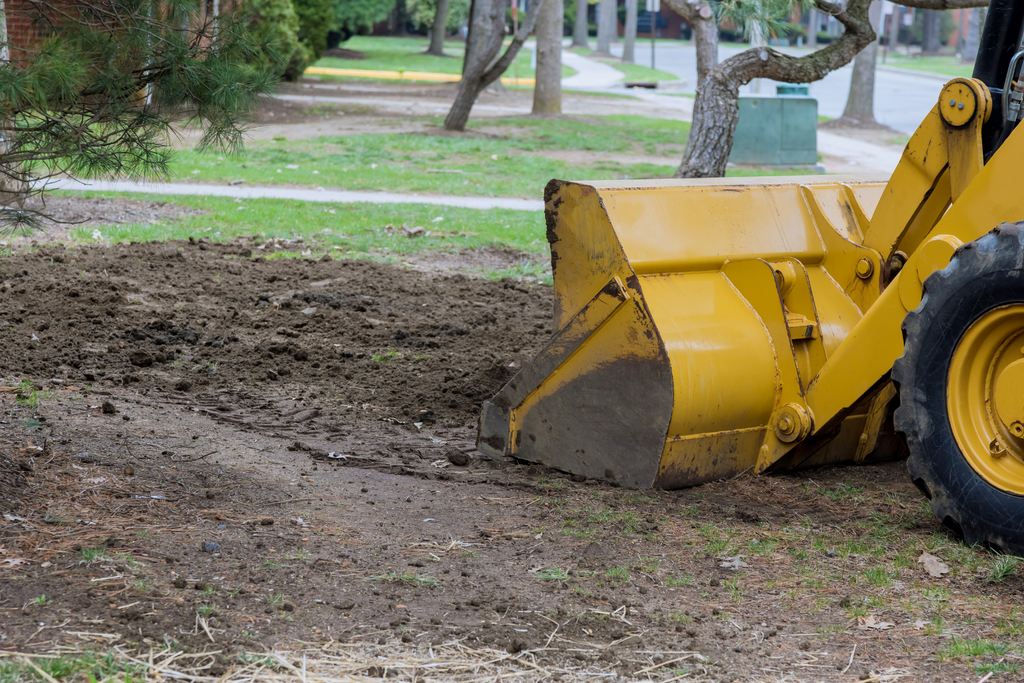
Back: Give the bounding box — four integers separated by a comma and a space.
676, 0, 876, 178
807, 9, 818, 47
839, 39, 879, 123
427, 0, 452, 56
446, 0, 545, 131
463, 0, 479, 75
663, 0, 717, 88
963, 7, 982, 62
622, 0, 637, 63
534, 0, 563, 112
921, 9, 941, 53
572, 0, 589, 47
595, 0, 615, 54
839, 0, 881, 125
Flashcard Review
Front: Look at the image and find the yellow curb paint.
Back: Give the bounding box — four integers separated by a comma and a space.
304, 66, 535, 86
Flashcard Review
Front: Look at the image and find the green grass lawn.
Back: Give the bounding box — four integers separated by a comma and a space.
324, 36, 467, 73
613, 62, 679, 82
169, 115, 692, 198
317, 36, 575, 80
881, 55, 973, 78
65, 192, 550, 261
168, 115, 820, 197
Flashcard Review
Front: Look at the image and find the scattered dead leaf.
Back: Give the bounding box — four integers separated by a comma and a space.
857, 615, 895, 630
718, 555, 749, 570
918, 552, 949, 578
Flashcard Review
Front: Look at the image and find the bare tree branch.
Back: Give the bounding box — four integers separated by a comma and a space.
480, 0, 545, 87
444, 0, 545, 131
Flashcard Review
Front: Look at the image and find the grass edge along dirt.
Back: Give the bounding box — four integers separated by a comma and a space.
56, 191, 553, 283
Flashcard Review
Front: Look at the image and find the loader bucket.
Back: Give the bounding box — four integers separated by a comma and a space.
478, 177, 900, 488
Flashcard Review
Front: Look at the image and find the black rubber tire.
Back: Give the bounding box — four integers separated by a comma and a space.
893, 223, 1024, 555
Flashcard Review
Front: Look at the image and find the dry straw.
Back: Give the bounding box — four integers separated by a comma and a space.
1, 642, 711, 682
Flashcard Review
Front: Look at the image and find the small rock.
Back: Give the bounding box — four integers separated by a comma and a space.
101, 401, 116, 414
301, 307, 317, 315
201, 542, 220, 553
334, 600, 355, 610
447, 450, 470, 467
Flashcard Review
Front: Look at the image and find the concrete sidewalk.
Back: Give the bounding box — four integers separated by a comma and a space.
49, 179, 545, 212
561, 50, 626, 90
817, 132, 903, 175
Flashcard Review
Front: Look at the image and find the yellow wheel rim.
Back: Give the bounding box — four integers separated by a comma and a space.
948, 304, 1024, 495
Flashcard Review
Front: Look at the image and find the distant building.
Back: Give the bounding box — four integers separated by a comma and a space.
618, 5, 689, 40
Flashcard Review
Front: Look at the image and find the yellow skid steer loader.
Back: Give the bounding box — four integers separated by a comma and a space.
478, 0, 1024, 554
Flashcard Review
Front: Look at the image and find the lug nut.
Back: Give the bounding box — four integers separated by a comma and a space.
778, 415, 794, 435
855, 258, 874, 280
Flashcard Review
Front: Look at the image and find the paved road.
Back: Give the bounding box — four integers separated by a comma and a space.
49, 179, 545, 212
604, 42, 946, 134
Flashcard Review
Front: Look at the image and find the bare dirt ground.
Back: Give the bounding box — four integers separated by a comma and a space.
2, 215, 1023, 681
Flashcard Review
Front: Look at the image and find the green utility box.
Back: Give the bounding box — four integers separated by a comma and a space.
728, 91, 817, 166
